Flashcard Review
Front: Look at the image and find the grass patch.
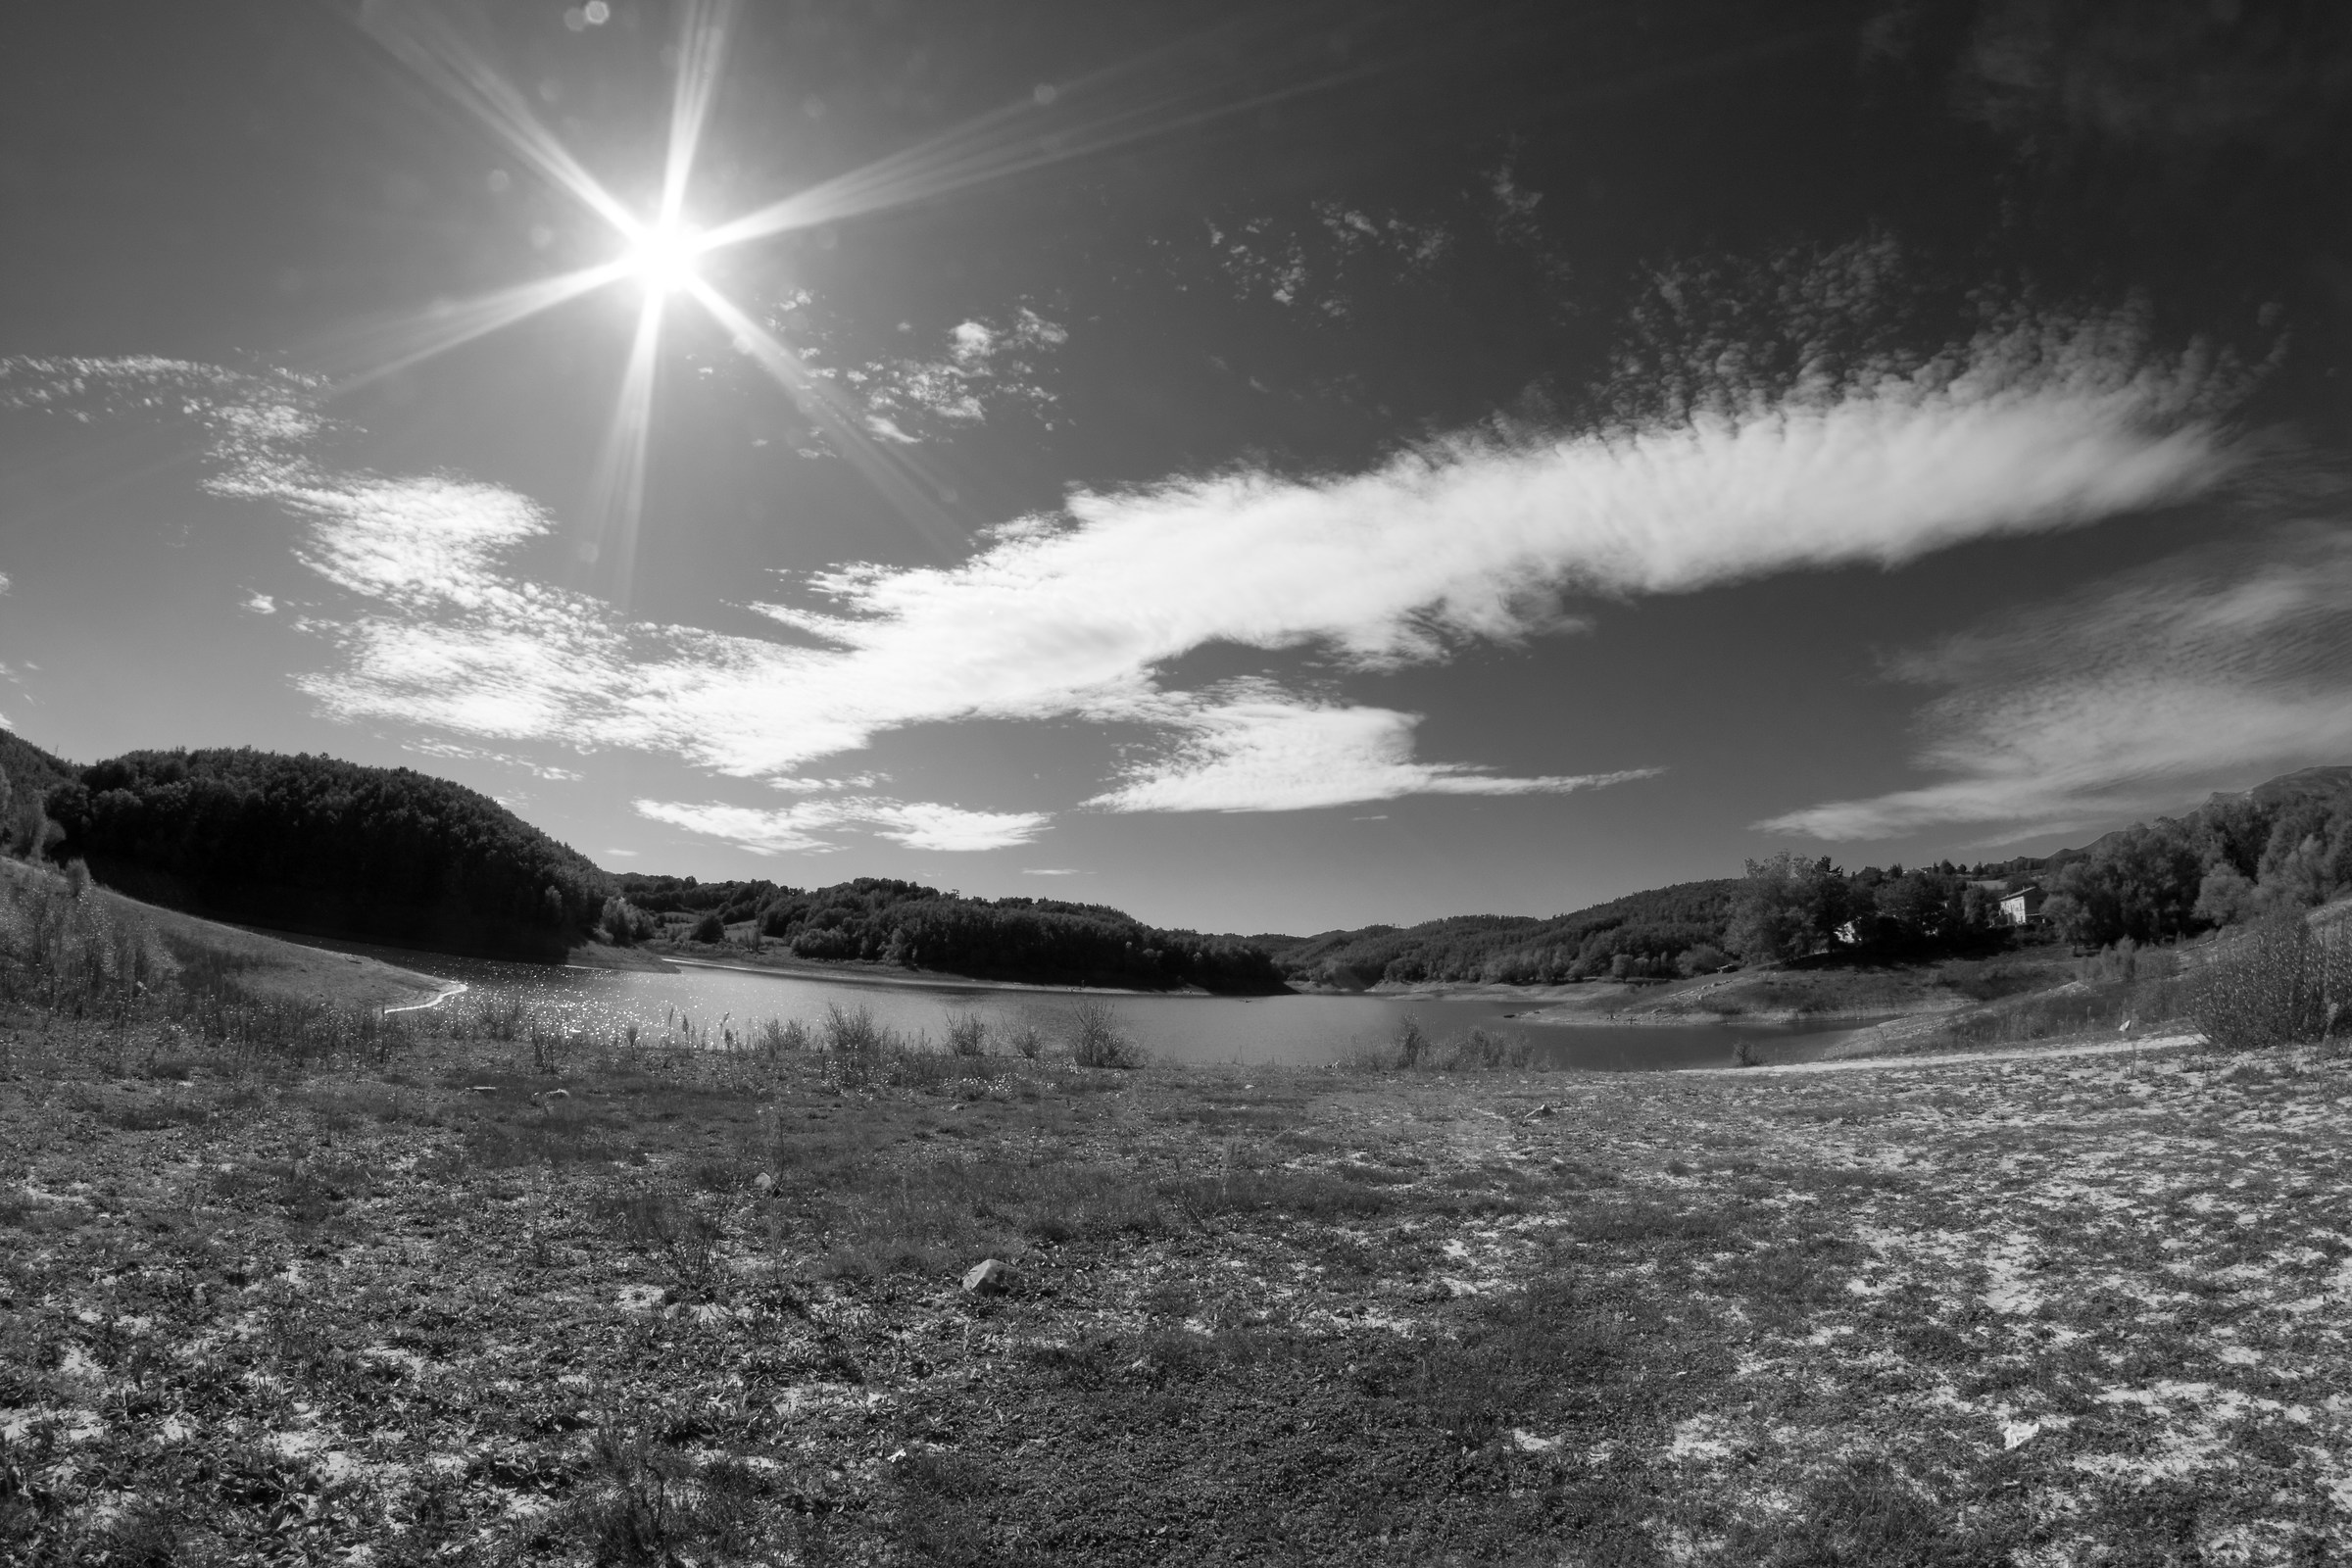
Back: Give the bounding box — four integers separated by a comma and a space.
5, 941, 2350, 1565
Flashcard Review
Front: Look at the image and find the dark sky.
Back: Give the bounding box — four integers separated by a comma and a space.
4, 0, 2350, 933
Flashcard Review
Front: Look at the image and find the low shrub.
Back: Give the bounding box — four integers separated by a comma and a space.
1423, 1026, 1537, 1072
943, 1010, 989, 1057
757, 1016, 810, 1055
821, 1003, 886, 1055
2192, 913, 2352, 1052
592, 1186, 735, 1300
1348, 1016, 1549, 1073
1066, 1001, 1142, 1068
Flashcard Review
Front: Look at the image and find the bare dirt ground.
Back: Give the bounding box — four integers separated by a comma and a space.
4, 1018, 2348, 1565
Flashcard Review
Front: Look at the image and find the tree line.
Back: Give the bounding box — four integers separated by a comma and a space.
9, 732, 2348, 985
608, 872, 1285, 993
1274, 881, 1747, 989
1718, 767, 2352, 964
1277, 766, 2352, 984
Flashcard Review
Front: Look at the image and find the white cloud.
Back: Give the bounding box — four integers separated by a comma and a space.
1759, 524, 2352, 843
244, 592, 276, 614
1085, 692, 1659, 812
402, 738, 584, 782
3, 318, 2243, 833
769, 772, 886, 793
796, 306, 1066, 445
635, 797, 1051, 856
1021, 867, 1087, 876
0, 572, 11, 597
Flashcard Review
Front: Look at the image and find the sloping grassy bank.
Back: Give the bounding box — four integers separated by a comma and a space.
4, 968, 2350, 1564
0, 858, 446, 1016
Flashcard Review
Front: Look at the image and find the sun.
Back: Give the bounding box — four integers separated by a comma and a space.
620, 220, 702, 296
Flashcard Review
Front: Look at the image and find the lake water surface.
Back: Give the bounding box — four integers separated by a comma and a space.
321, 941, 1877, 1072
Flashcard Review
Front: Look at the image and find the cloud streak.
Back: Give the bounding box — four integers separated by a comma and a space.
1, 312, 2244, 851
635, 797, 1051, 856
1083, 692, 1659, 812
1759, 522, 2352, 843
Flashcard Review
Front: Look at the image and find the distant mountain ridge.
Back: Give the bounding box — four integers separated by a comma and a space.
5, 731, 2346, 984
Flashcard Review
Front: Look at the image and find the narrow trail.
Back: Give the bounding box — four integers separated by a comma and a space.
384, 982, 468, 1016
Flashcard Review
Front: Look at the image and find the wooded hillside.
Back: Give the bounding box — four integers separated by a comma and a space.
44, 749, 611, 961
612, 872, 1285, 994
1272, 881, 1747, 988
0, 730, 74, 856
1269, 765, 2352, 984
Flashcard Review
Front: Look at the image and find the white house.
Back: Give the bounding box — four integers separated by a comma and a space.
1997, 885, 2046, 926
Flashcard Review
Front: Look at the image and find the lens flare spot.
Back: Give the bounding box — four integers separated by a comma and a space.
621, 221, 701, 295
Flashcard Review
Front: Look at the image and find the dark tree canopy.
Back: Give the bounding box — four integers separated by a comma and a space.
615, 872, 1287, 994
1272, 882, 1749, 988
45, 748, 612, 961
0, 730, 74, 856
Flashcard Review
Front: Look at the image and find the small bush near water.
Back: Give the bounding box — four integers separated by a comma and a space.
757, 1015, 810, 1055
1066, 999, 1143, 1068
1353, 1015, 1544, 1073
944, 1009, 990, 1057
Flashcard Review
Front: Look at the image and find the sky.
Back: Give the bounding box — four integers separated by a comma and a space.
2, 0, 2350, 937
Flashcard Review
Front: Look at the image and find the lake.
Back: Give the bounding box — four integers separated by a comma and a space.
317, 940, 1879, 1072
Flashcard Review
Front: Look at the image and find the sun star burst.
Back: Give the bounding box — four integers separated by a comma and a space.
620, 220, 703, 296
344, 0, 1315, 588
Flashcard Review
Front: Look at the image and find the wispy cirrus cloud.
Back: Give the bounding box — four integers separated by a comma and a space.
403, 738, 583, 782
0, 307, 2245, 851
635, 797, 1050, 856
1084, 690, 1658, 812
1759, 522, 2352, 844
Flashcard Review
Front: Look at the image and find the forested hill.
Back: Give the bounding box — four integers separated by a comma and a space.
1270, 763, 2352, 987
43, 748, 611, 961
1271, 881, 1747, 990
12, 729, 2349, 986
611, 873, 1284, 994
